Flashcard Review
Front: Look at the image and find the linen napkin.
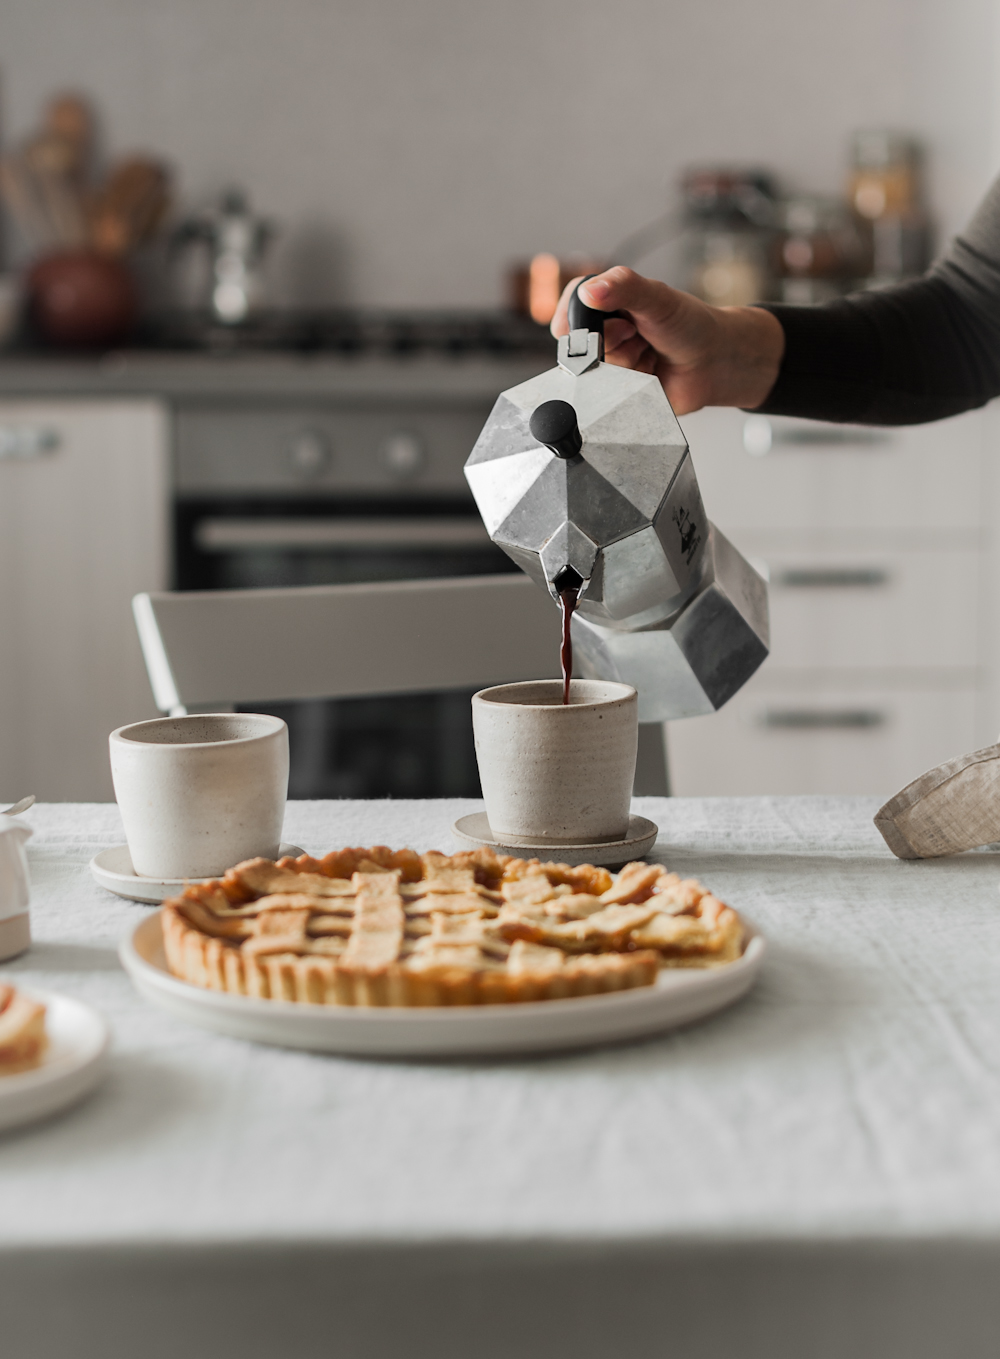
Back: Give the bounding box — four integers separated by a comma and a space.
874, 742, 1000, 858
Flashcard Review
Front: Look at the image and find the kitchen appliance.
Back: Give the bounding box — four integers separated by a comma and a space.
172, 309, 555, 798
464, 282, 769, 721
172, 189, 275, 325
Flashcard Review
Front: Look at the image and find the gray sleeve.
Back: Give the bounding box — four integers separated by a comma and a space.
757, 176, 1000, 425
930, 174, 1000, 349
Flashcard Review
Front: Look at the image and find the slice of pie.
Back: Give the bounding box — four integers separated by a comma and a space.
162, 847, 745, 1008
0, 984, 48, 1074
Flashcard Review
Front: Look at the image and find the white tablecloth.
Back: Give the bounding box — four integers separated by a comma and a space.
2, 796, 1000, 1358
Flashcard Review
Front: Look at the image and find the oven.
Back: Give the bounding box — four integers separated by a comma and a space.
172, 384, 533, 798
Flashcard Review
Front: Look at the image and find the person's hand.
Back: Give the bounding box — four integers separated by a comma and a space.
550, 266, 785, 415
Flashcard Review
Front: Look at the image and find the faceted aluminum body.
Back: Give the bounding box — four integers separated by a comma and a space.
464, 347, 769, 720
466, 361, 706, 626
571, 524, 769, 721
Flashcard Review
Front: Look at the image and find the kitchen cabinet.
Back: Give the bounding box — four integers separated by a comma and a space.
668, 675, 977, 797
0, 401, 169, 801
667, 405, 990, 797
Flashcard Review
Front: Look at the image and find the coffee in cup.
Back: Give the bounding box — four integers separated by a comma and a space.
472, 679, 637, 844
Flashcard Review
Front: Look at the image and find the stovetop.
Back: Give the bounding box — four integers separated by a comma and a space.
130, 308, 556, 358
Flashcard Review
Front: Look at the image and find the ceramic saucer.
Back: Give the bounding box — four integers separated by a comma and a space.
451, 813, 659, 867
89, 843, 307, 904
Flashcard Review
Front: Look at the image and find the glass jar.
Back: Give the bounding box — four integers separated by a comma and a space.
681, 169, 777, 306
848, 132, 931, 284
773, 196, 868, 304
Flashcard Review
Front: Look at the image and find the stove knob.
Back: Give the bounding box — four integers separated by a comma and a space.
287, 429, 332, 479
380, 431, 425, 480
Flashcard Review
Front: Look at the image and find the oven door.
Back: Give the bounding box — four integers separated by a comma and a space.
174, 498, 519, 798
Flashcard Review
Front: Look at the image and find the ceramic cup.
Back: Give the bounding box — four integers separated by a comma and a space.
0, 818, 32, 961
109, 713, 289, 879
472, 679, 638, 845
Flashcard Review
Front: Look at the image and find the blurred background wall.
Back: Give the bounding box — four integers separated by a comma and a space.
1, 0, 996, 308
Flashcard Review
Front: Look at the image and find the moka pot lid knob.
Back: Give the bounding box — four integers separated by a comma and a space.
529, 399, 582, 459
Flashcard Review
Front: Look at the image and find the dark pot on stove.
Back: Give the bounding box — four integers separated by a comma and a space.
28, 250, 138, 347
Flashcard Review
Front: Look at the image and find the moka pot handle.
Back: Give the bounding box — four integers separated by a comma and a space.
567, 275, 628, 336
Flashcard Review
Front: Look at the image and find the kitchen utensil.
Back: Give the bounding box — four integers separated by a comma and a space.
1, 96, 93, 256
42, 93, 94, 174
0, 153, 60, 252
465, 279, 769, 721
22, 135, 89, 248
0, 275, 22, 347
89, 842, 306, 904
452, 811, 658, 867
2, 796, 36, 817
0, 990, 109, 1133
0, 816, 32, 961
109, 713, 289, 879
90, 156, 170, 257
122, 910, 765, 1056
472, 679, 638, 844
0, 93, 169, 339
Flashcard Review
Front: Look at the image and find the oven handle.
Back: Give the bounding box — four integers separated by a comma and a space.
194, 516, 494, 552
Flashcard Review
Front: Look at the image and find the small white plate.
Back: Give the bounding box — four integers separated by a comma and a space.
89, 844, 307, 904
452, 812, 659, 867
120, 912, 765, 1058
0, 990, 110, 1133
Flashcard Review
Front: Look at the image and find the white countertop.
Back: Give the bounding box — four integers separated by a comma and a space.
3, 795, 999, 1359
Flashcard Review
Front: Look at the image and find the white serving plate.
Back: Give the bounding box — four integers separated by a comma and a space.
452, 812, 659, 867
0, 990, 110, 1133
90, 843, 306, 904
120, 912, 765, 1058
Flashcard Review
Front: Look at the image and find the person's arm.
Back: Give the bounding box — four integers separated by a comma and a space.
552, 174, 1000, 426
758, 207, 1000, 424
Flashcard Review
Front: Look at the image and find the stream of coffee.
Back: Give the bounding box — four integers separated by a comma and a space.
559, 585, 579, 704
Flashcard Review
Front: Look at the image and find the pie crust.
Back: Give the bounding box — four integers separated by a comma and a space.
0, 983, 48, 1074
162, 847, 744, 1008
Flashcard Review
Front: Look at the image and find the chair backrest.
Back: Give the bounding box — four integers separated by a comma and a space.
133, 574, 560, 715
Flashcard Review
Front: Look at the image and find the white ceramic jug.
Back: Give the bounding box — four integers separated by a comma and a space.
0, 819, 32, 961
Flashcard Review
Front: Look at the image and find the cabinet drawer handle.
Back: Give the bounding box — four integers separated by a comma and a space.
760, 708, 887, 730
743, 415, 889, 456
773, 567, 889, 589
0, 426, 61, 460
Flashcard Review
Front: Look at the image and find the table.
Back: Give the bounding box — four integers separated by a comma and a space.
2, 795, 1000, 1359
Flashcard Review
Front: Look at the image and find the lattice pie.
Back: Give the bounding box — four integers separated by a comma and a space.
0, 984, 48, 1074
162, 847, 745, 1008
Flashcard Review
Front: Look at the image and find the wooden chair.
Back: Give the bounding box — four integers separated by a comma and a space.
131, 574, 668, 793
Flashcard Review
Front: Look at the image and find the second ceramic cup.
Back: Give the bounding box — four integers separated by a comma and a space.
472, 680, 637, 844
109, 713, 289, 879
